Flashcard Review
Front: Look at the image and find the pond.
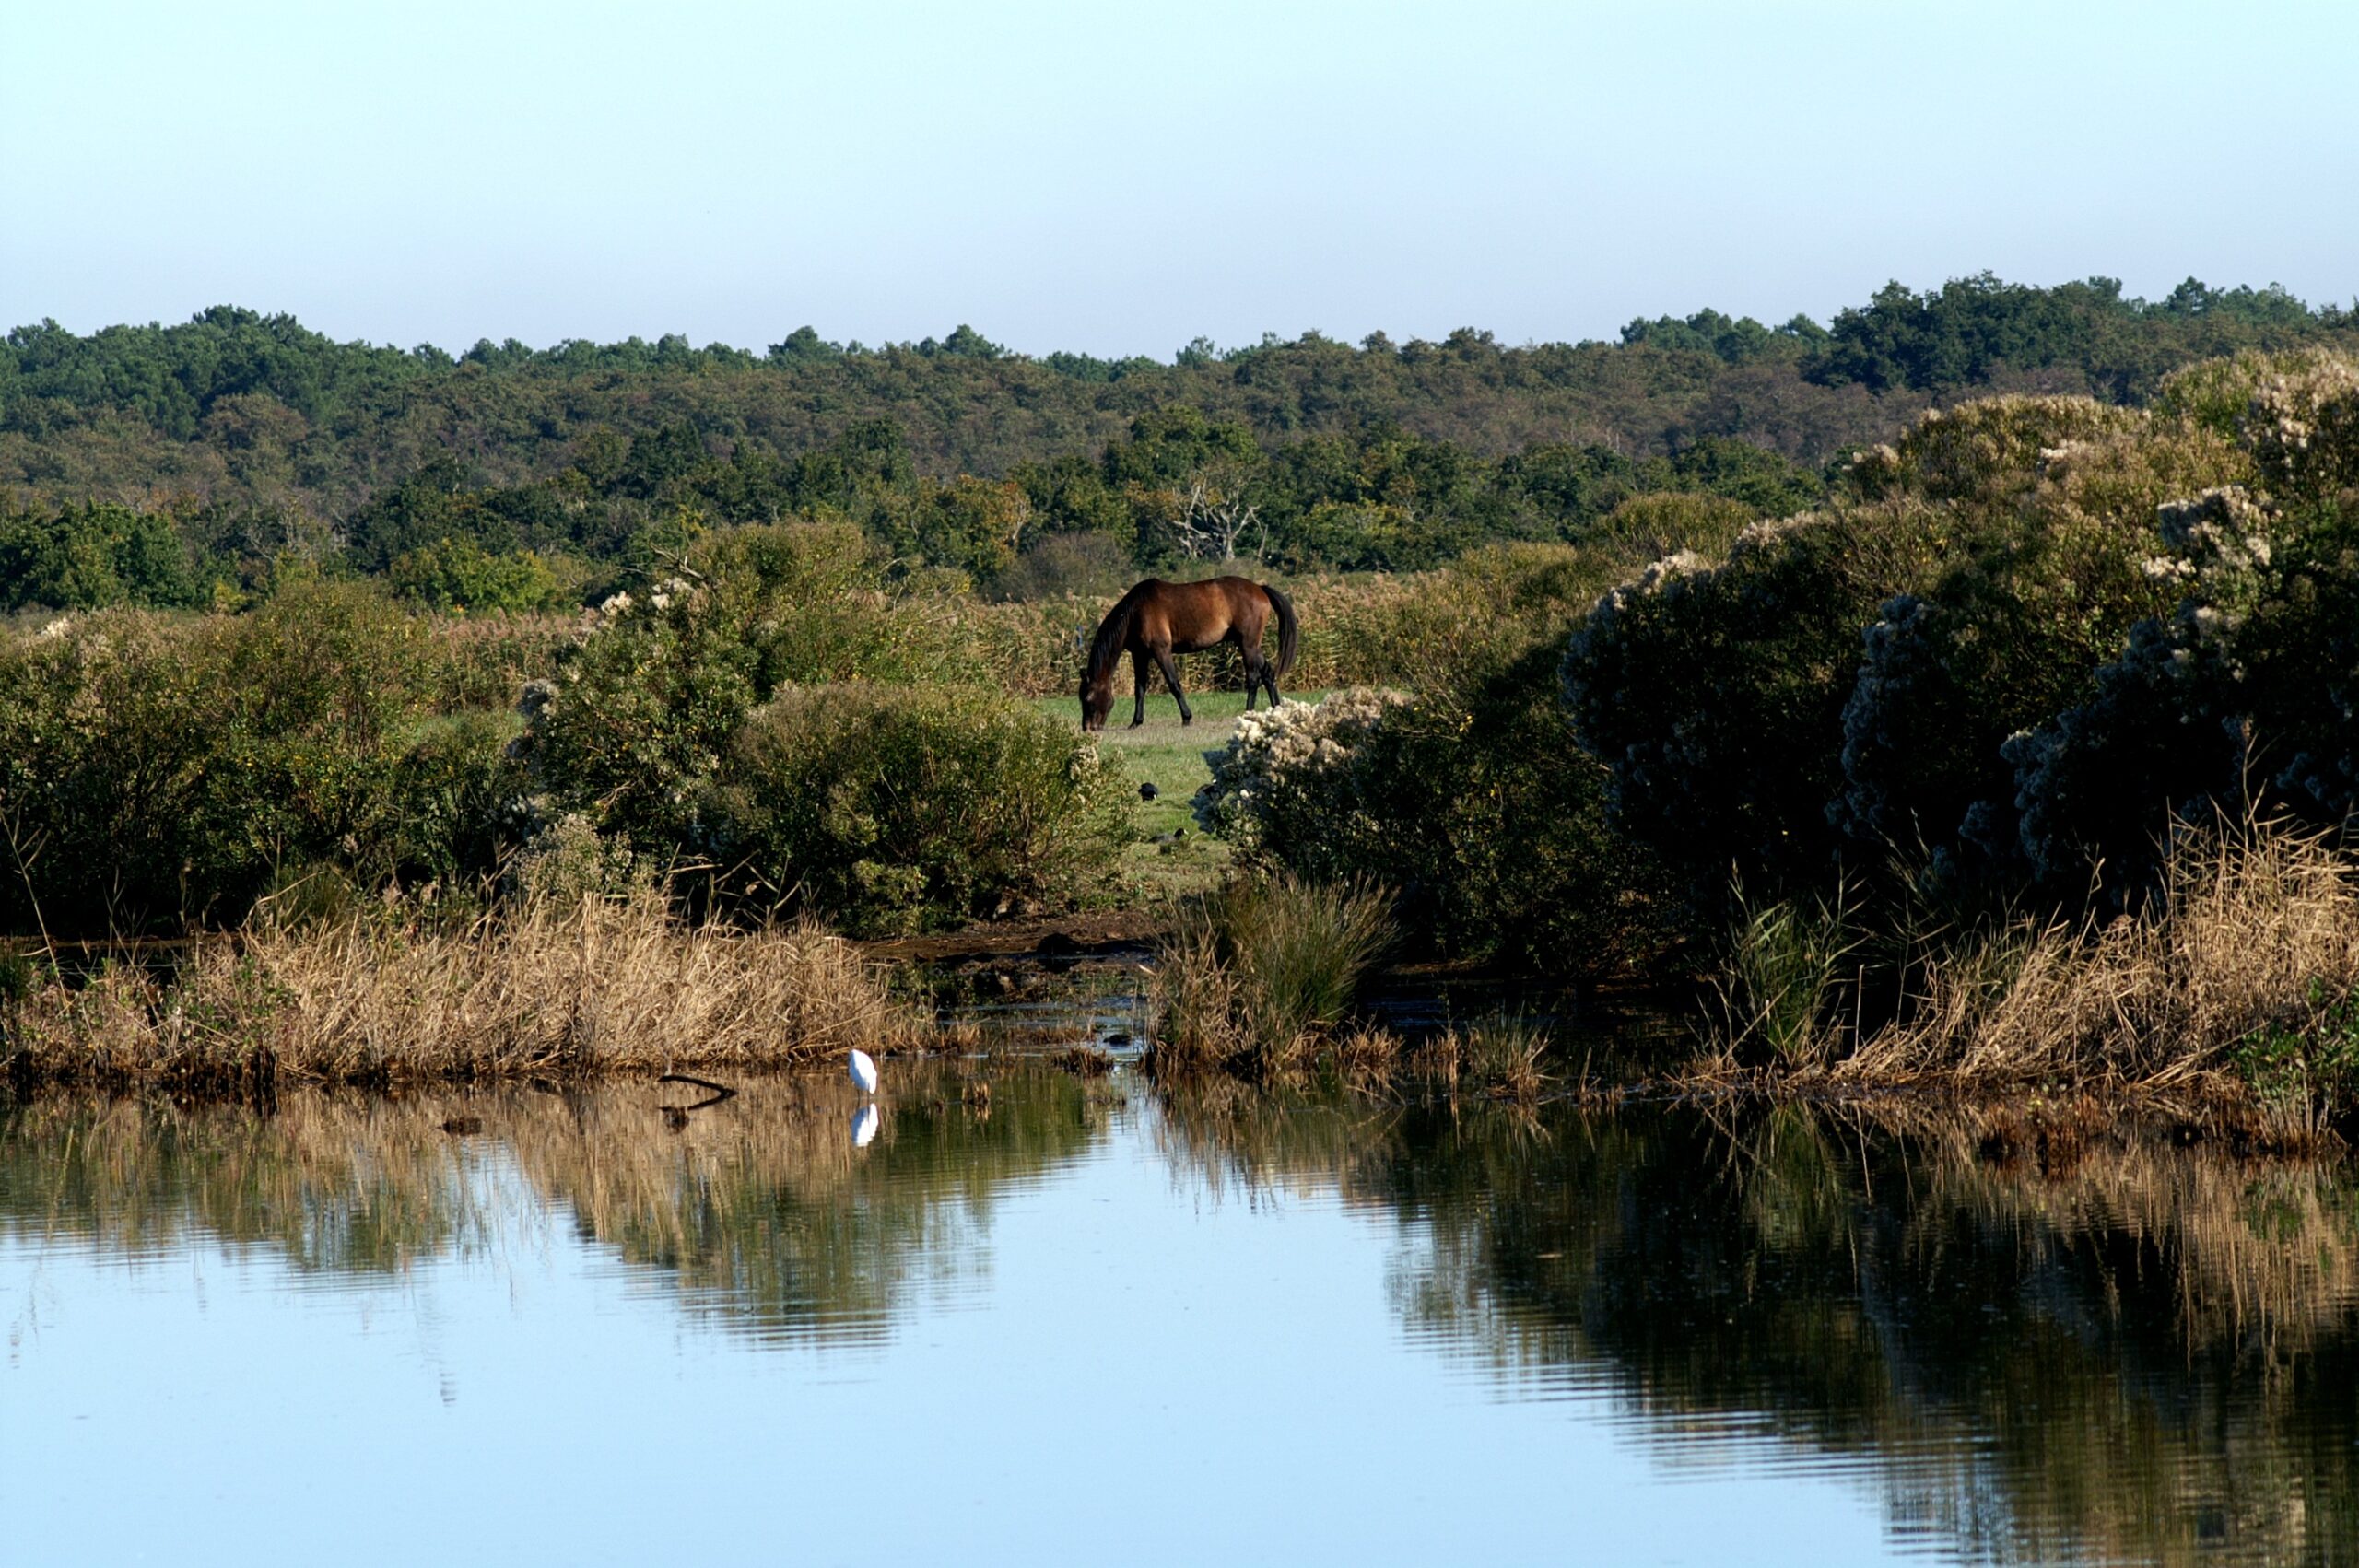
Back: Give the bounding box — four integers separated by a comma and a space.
5, 1064, 2354, 1565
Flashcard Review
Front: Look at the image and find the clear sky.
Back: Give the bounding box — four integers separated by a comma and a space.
6, 0, 2353, 357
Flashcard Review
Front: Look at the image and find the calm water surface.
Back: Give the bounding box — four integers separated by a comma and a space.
4, 1066, 2355, 1566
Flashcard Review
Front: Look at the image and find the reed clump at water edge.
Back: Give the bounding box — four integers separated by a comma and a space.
0, 891, 923, 1094
1698, 813, 2359, 1140
1143, 872, 1559, 1101
1144, 874, 1394, 1082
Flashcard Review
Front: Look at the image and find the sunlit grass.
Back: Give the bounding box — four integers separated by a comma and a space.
1035, 689, 1329, 901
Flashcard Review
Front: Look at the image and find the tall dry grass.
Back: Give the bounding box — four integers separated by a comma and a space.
6, 892, 921, 1091
1710, 814, 2359, 1114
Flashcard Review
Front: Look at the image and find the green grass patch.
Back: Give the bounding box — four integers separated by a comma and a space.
1033, 688, 1328, 902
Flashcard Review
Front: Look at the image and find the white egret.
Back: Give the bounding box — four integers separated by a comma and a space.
849, 1047, 880, 1095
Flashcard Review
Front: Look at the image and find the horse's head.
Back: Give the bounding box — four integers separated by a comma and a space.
1079, 665, 1113, 731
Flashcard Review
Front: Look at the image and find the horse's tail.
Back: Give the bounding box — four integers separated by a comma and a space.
1264, 582, 1298, 677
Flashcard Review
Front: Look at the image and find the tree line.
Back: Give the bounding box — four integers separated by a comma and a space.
0, 274, 2351, 611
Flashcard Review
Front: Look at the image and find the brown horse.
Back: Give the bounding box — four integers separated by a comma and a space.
1080, 577, 1298, 731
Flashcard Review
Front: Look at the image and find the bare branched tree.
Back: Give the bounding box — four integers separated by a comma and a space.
1169, 459, 1266, 562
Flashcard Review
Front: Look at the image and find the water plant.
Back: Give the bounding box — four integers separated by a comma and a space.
1147, 874, 1393, 1081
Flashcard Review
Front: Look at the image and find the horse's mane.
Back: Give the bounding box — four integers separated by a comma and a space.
1086, 579, 1156, 685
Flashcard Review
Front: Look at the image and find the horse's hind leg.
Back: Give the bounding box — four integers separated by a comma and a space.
1153, 648, 1193, 725
1241, 647, 1267, 711
1130, 649, 1151, 728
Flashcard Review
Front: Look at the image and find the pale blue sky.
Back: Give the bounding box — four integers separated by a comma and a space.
6, 1, 2353, 357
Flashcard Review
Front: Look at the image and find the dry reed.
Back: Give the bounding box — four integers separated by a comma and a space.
6, 892, 922, 1091
1704, 813, 2359, 1116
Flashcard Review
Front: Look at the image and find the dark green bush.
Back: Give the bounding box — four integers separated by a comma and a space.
1197, 547, 1681, 973
1562, 505, 1951, 904
0, 584, 523, 933
522, 521, 988, 848
699, 685, 1132, 935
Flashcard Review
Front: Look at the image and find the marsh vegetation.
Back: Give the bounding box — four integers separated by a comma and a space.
1, 289, 2357, 1126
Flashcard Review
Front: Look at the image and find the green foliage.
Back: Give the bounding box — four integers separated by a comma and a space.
0, 583, 522, 933
387, 535, 572, 612
702, 685, 1133, 935
1196, 547, 1680, 971
1809, 273, 2333, 397
0, 502, 204, 610
521, 521, 986, 848
2236, 981, 2359, 1120
1713, 882, 1860, 1065
11, 275, 2341, 595
1283, 662, 1675, 971
1154, 874, 1395, 1077
1563, 507, 1950, 903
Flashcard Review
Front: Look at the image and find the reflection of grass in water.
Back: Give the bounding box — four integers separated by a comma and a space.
0, 1064, 1109, 1343
1146, 1081, 2359, 1566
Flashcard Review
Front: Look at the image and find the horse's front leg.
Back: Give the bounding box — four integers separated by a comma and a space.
1130, 649, 1151, 728
1154, 648, 1193, 726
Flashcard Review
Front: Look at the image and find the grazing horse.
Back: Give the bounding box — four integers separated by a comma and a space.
1080, 577, 1298, 731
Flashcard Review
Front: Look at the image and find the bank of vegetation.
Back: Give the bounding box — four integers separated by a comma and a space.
4, 277, 2358, 1113
1192, 345, 2359, 1133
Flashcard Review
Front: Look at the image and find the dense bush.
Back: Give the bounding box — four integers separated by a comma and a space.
1562, 354, 2359, 935
0, 501, 206, 611
699, 685, 1132, 935
519, 521, 985, 848
1197, 546, 1681, 972
0, 584, 521, 933
1562, 505, 1952, 901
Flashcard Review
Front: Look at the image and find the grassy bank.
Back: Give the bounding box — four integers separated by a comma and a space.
2, 894, 921, 1094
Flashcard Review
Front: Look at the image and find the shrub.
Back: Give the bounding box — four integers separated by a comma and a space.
1193, 687, 1407, 849
2002, 352, 2359, 894
1198, 544, 1685, 971
520, 521, 987, 848
1844, 395, 2143, 507
1564, 507, 1949, 904
0, 584, 522, 933
699, 684, 1133, 935
388, 535, 576, 613
1835, 416, 2243, 876
1198, 668, 1675, 973
1588, 491, 1755, 561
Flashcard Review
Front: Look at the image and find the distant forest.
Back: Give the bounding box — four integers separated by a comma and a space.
2, 274, 2352, 609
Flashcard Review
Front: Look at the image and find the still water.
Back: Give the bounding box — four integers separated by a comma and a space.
4, 1066, 2355, 1566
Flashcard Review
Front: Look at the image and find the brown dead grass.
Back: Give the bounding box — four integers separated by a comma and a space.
1699, 814, 2359, 1119
6, 892, 922, 1091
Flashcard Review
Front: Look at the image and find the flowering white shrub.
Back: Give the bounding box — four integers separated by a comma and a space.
2247, 357, 2359, 499
1193, 689, 1406, 845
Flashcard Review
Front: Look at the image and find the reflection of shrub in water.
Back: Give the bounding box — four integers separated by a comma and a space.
1152, 1088, 2359, 1565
